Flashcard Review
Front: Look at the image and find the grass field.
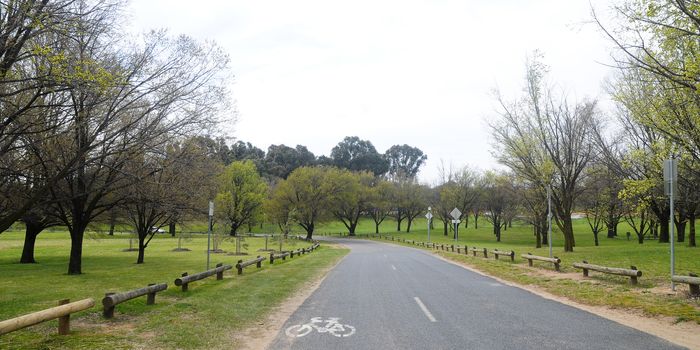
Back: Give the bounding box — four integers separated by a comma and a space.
313, 215, 700, 324
0, 230, 348, 349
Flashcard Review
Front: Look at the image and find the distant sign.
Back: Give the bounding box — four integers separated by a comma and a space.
450, 208, 462, 220
663, 159, 678, 196
209, 201, 214, 216
425, 212, 433, 220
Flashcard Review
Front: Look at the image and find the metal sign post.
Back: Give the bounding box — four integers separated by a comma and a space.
426, 207, 433, 243
664, 158, 677, 291
547, 186, 553, 259
450, 208, 462, 242
207, 200, 214, 270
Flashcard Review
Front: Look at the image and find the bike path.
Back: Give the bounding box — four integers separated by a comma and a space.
267, 238, 684, 350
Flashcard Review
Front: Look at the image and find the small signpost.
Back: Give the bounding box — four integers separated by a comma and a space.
450, 208, 462, 242
426, 207, 433, 243
664, 157, 677, 291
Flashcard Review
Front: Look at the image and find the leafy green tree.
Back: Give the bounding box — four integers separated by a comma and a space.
215, 160, 267, 236
331, 170, 374, 235
330, 136, 388, 176
269, 166, 350, 239
384, 144, 427, 180
367, 178, 394, 234
263, 144, 316, 179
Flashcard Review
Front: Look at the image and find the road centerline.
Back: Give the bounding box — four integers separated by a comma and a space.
413, 297, 437, 322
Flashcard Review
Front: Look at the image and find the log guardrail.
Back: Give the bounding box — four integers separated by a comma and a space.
521, 253, 561, 271
671, 273, 700, 296
102, 283, 167, 318
492, 249, 515, 262
573, 260, 642, 284
269, 251, 290, 264
175, 263, 232, 291
468, 247, 488, 258
237, 256, 265, 274
0, 298, 95, 335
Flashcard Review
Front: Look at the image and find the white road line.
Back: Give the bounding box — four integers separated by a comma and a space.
391, 265, 397, 270
414, 297, 437, 322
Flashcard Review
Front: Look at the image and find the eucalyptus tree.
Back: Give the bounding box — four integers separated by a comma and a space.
491, 54, 598, 252
482, 171, 515, 242
330, 136, 388, 176
384, 144, 427, 180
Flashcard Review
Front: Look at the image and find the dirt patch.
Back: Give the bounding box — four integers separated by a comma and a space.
231, 245, 349, 350
435, 253, 700, 350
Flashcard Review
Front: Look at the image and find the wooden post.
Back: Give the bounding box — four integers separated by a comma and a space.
103, 293, 115, 318
290, 250, 295, 258
510, 251, 515, 262
236, 260, 243, 275
582, 261, 589, 277
57, 299, 70, 335
630, 266, 638, 284
216, 263, 224, 280
527, 253, 533, 266
451, 245, 454, 252
270, 252, 275, 264
483, 248, 488, 258
472, 247, 477, 257
256, 256, 262, 268
146, 284, 156, 305
495, 251, 499, 260
181, 273, 189, 291
457, 247, 461, 254
554, 257, 560, 272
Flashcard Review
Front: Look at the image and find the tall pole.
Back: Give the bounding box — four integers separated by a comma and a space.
670, 161, 675, 291
548, 185, 553, 259
207, 200, 214, 270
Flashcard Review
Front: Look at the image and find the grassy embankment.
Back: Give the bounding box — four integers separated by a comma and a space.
0, 230, 348, 349
315, 216, 700, 324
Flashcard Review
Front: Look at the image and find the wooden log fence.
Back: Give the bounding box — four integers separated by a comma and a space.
573, 261, 642, 284
102, 283, 167, 318
269, 251, 290, 264
468, 247, 487, 258
492, 249, 515, 262
175, 263, 232, 291
521, 253, 561, 271
237, 256, 265, 274
671, 273, 700, 297
0, 298, 95, 335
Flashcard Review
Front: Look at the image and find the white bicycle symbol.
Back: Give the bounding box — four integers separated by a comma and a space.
285, 317, 356, 338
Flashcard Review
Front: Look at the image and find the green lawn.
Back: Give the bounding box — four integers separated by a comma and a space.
0, 230, 348, 349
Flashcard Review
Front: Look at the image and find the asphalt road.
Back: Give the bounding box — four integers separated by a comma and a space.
267, 238, 685, 350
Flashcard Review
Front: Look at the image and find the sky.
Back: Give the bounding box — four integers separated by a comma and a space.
126, 0, 618, 183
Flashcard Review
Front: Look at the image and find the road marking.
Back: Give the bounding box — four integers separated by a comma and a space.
391, 265, 397, 270
489, 282, 502, 287
413, 297, 437, 322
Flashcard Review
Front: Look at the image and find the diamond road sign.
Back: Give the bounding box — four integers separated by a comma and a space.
450, 208, 462, 220
425, 212, 433, 220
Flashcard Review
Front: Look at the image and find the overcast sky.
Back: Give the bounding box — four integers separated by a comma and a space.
127, 0, 616, 183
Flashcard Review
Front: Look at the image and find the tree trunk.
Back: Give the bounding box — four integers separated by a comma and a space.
304, 223, 314, 240
474, 213, 479, 229
348, 222, 357, 236
676, 220, 686, 243
137, 234, 146, 264
406, 218, 413, 233
593, 231, 599, 246
396, 216, 402, 232
689, 213, 696, 247
463, 214, 469, 229
534, 224, 542, 248
108, 211, 116, 236
68, 228, 85, 275
230, 224, 237, 236
443, 221, 448, 236
169, 221, 176, 237
20, 222, 43, 263
494, 222, 501, 242
657, 215, 670, 243
562, 216, 574, 252
375, 222, 380, 234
